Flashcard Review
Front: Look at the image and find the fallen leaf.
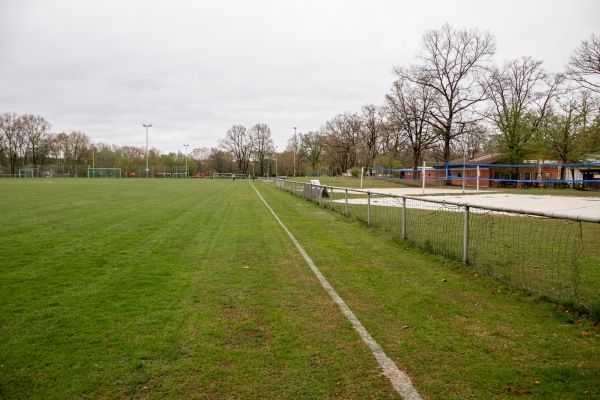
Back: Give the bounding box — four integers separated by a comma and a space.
534, 381, 541, 385
441, 279, 447, 282
243, 266, 250, 269
581, 331, 589, 336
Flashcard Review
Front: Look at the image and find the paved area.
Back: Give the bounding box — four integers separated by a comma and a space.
365, 188, 600, 221
368, 187, 486, 196
418, 193, 600, 221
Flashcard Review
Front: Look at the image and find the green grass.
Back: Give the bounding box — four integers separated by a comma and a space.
1, 179, 599, 399
290, 177, 600, 309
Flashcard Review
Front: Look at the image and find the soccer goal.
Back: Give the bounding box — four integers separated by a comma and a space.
17, 169, 35, 178
233, 174, 247, 179
212, 173, 234, 179
88, 168, 122, 178
172, 172, 188, 179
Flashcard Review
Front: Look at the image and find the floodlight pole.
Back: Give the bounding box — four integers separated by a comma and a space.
293, 127, 297, 178
184, 144, 189, 178
275, 146, 278, 177
463, 142, 466, 194
143, 124, 152, 178
459, 122, 466, 194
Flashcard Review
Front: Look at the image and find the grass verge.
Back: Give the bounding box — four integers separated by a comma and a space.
0, 178, 598, 399
0, 179, 399, 399
256, 180, 600, 399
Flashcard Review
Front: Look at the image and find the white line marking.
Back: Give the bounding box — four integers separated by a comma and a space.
251, 183, 422, 400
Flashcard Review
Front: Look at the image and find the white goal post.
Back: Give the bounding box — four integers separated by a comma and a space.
17, 169, 35, 178
212, 173, 234, 179
87, 168, 122, 178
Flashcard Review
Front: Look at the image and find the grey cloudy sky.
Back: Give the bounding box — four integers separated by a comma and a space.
1, 0, 598, 154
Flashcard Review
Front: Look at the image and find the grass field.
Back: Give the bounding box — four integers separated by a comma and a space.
0, 178, 599, 399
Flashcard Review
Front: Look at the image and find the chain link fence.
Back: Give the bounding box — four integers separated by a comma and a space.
275, 180, 600, 312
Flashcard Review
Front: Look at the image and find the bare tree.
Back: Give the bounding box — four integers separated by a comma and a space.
249, 123, 274, 176
323, 113, 361, 174
20, 114, 51, 166
385, 78, 438, 170
484, 57, 560, 165
359, 104, 384, 168
120, 145, 146, 165
379, 114, 406, 170
539, 91, 596, 179
190, 147, 211, 175
56, 131, 91, 176
208, 148, 233, 173
394, 24, 496, 167
587, 113, 600, 155
300, 131, 325, 173
219, 125, 252, 173
567, 34, 600, 93
0, 112, 25, 174
288, 128, 301, 177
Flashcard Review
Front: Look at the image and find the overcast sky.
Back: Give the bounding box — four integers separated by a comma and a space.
1, 0, 598, 154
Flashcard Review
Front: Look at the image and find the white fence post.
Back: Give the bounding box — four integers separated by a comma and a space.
345, 189, 349, 217
463, 206, 470, 264
367, 192, 371, 227
330, 186, 333, 209
402, 197, 407, 240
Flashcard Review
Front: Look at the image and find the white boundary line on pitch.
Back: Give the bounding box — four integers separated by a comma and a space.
251, 183, 422, 400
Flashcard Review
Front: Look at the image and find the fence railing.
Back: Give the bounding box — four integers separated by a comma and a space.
274, 180, 600, 310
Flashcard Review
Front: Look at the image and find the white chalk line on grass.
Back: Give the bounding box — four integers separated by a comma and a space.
251, 183, 422, 400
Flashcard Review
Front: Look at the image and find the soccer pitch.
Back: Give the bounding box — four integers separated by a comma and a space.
0, 179, 598, 399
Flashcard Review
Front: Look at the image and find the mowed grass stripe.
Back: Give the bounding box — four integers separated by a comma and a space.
0, 179, 400, 399
253, 181, 600, 400
251, 182, 421, 400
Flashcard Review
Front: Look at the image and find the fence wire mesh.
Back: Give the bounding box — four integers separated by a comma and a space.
275, 180, 598, 309
404, 198, 465, 261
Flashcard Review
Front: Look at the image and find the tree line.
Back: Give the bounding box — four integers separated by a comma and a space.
0, 113, 195, 176
218, 25, 600, 178
2, 25, 599, 178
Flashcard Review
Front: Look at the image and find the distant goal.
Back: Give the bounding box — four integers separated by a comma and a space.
211, 173, 247, 179
17, 169, 35, 178
212, 173, 233, 179
88, 168, 122, 178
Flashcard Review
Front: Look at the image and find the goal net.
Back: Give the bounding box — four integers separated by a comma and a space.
88, 168, 122, 178
212, 173, 234, 179
17, 169, 35, 178
172, 172, 187, 178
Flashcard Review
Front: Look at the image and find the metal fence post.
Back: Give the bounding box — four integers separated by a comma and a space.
367, 191, 371, 227
345, 189, 349, 217
463, 206, 470, 264
330, 186, 333, 209
402, 197, 407, 240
